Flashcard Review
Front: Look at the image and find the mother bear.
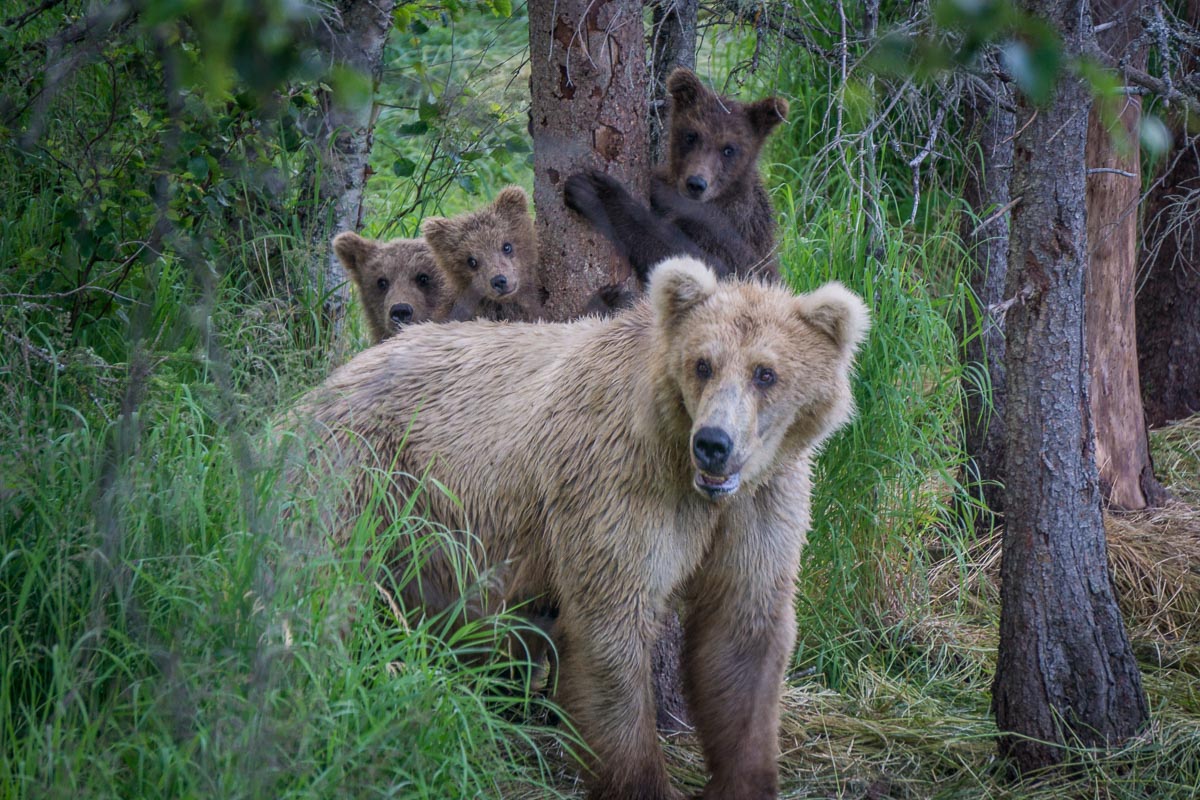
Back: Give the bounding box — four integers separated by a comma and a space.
289, 257, 869, 800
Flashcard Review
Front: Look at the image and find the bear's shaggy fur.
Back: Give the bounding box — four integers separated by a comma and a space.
332, 232, 450, 343
565, 68, 788, 287
421, 186, 543, 321
290, 258, 868, 799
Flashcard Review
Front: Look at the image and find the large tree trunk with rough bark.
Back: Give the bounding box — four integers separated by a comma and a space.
992, 0, 1148, 772
528, 0, 691, 732
309, 0, 396, 328
959, 71, 1013, 530
648, 0, 697, 163
1138, 134, 1200, 426
528, 0, 649, 320
1084, 0, 1167, 509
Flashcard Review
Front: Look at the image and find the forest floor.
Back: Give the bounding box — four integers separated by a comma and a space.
518, 417, 1200, 800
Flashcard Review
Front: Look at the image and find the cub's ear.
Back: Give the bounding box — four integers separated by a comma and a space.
746, 96, 789, 138
493, 185, 530, 220
795, 282, 870, 355
332, 231, 374, 274
420, 216, 454, 256
650, 256, 718, 329
666, 68, 707, 109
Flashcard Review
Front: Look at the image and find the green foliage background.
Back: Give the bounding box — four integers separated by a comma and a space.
2, 1, 1198, 798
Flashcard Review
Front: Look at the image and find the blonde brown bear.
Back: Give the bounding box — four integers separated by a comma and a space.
291, 257, 868, 800
420, 185, 544, 321
332, 232, 450, 342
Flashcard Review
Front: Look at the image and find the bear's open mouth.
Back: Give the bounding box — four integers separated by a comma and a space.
694, 470, 741, 498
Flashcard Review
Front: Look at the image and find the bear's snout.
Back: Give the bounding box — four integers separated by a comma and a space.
390, 303, 414, 326
685, 175, 708, 198
490, 274, 510, 294
692, 426, 733, 474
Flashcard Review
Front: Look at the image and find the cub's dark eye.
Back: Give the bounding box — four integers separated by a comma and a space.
467, 256, 478, 270
695, 359, 712, 380
722, 145, 737, 158
502, 242, 513, 255
376, 277, 390, 291
415, 273, 431, 288
753, 366, 776, 388
684, 131, 698, 146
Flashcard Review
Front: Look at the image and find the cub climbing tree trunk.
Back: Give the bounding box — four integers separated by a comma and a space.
1084, 0, 1166, 509
993, 0, 1148, 772
528, 0, 650, 320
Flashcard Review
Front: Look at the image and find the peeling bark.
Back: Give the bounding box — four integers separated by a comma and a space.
529, 0, 649, 320
1084, 0, 1166, 509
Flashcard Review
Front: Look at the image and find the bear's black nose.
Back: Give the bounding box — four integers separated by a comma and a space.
685, 175, 708, 197
390, 303, 414, 325
692, 426, 733, 474
491, 275, 509, 293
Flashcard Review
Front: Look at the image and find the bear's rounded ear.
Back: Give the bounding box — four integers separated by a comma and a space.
493, 186, 530, 220
649, 256, 718, 328
666, 68, 706, 109
747, 96, 789, 138
332, 231, 373, 274
795, 282, 870, 355
420, 217, 453, 254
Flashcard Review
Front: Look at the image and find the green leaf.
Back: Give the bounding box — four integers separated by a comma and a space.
187, 156, 209, 181
418, 96, 440, 122
392, 157, 417, 177
397, 120, 429, 136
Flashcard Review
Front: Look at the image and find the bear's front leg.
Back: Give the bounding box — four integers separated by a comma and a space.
556, 601, 684, 800
682, 490, 807, 800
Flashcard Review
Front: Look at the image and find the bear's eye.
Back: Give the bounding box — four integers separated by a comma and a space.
415, 273, 431, 288
376, 277, 390, 292
722, 145, 737, 158
684, 131, 698, 146
502, 242, 513, 255
753, 366, 776, 388
695, 359, 712, 380
467, 256, 478, 270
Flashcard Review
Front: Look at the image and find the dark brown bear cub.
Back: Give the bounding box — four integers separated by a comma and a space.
565, 68, 788, 285
421, 186, 544, 321
333, 232, 450, 343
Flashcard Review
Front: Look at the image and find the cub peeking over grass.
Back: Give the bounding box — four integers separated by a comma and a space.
421, 186, 544, 321
332, 232, 450, 343
288, 256, 868, 800
566, 68, 789, 286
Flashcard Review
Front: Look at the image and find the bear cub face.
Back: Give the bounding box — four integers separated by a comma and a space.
664, 69, 789, 204
333, 232, 449, 343
421, 187, 539, 316
651, 258, 868, 499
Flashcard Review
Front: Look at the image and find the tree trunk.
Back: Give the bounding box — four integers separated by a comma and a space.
309, 0, 396, 328
648, 0, 697, 163
528, 0, 690, 732
1138, 134, 1200, 426
1084, 0, 1167, 509
993, 0, 1148, 772
959, 72, 1013, 530
528, 0, 649, 320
